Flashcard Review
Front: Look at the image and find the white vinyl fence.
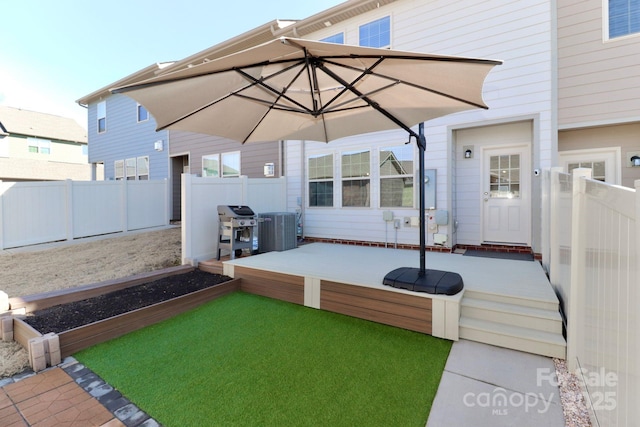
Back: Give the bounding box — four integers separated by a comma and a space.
545, 168, 639, 426
181, 174, 287, 263
0, 179, 169, 250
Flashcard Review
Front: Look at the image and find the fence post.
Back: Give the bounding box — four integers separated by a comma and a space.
121, 179, 128, 232
0, 180, 3, 250
65, 180, 74, 241
566, 168, 592, 371
181, 173, 192, 264
164, 178, 170, 226
547, 167, 562, 285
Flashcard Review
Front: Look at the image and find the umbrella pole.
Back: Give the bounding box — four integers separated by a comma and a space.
381, 122, 463, 295
418, 123, 426, 275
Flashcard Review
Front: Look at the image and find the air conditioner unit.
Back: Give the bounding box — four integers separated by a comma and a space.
258, 212, 297, 253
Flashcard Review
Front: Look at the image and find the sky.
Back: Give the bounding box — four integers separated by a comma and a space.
0, 0, 344, 129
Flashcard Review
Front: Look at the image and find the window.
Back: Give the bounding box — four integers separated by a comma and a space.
202, 152, 241, 177
27, 137, 51, 154
97, 101, 106, 133
359, 16, 391, 48
489, 154, 520, 198
308, 154, 334, 207
115, 160, 124, 180
137, 104, 149, 122
82, 145, 88, 156
380, 145, 414, 207
559, 147, 620, 184
222, 152, 241, 177
202, 155, 220, 177
568, 161, 606, 181
137, 156, 149, 180
321, 33, 344, 44
608, 0, 640, 39
342, 150, 370, 207
125, 158, 137, 180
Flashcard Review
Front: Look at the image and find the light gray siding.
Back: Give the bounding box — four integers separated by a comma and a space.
169, 131, 281, 178
87, 94, 169, 180
558, 0, 640, 126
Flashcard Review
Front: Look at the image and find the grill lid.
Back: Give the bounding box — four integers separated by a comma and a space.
217, 205, 255, 217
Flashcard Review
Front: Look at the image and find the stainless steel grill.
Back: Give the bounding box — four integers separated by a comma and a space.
216, 205, 256, 260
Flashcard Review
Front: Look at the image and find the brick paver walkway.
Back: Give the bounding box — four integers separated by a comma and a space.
0, 361, 160, 427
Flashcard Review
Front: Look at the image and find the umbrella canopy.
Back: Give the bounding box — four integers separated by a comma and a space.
112, 37, 501, 144
113, 37, 501, 295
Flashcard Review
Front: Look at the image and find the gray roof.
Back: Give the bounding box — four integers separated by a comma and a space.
0, 106, 87, 143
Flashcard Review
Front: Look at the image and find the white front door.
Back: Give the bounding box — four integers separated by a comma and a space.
482, 145, 530, 245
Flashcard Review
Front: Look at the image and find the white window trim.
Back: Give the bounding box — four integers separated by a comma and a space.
97, 101, 106, 134
379, 145, 415, 209
341, 149, 371, 208
602, 0, 640, 42
27, 137, 52, 154
307, 152, 335, 208
358, 14, 392, 48
202, 151, 241, 178
114, 160, 124, 180
137, 104, 149, 123
558, 147, 621, 184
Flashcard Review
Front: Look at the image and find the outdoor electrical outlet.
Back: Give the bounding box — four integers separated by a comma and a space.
394, 219, 401, 229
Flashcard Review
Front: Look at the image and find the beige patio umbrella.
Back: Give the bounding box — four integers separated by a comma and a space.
113, 37, 501, 294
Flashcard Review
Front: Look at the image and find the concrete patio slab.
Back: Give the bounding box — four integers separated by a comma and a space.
427, 340, 566, 427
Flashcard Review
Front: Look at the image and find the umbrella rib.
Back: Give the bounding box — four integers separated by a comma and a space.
316, 61, 418, 138
321, 57, 490, 110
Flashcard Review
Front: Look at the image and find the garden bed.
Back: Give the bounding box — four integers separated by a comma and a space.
14, 268, 240, 358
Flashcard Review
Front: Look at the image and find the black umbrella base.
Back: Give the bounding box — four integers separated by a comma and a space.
383, 267, 463, 295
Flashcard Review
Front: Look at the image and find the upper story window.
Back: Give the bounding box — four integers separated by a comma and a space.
608, 0, 640, 39
342, 150, 370, 207
137, 104, 149, 122
27, 137, 51, 154
97, 101, 106, 133
308, 153, 334, 207
380, 145, 414, 208
321, 33, 344, 44
359, 16, 391, 48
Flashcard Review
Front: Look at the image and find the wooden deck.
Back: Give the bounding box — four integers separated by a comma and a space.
201, 243, 565, 358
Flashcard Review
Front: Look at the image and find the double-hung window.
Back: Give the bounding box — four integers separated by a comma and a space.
607, 0, 640, 39
97, 101, 106, 133
359, 16, 391, 48
308, 154, 334, 207
342, 150, 370, 207
125, 158, 137, 180
380, 145, 414, 208
114, 160, 124, 180
137, 156, 149, 180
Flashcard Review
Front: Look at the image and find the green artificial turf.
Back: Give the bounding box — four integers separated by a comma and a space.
75, 292, 451, 426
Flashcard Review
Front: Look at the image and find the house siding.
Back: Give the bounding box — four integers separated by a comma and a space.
285, 0, 554, 251
87, 94, 169, 180
169, 131, 281, 178
558, 0, 640, 126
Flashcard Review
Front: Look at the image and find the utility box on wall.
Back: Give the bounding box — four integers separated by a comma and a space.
425, 169, 436, 209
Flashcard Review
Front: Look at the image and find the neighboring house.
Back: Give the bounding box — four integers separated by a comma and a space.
77, 20, 295, 220
0, 106, 93, 181
557, 0, 640, 188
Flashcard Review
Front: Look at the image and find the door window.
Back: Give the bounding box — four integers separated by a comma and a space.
489, 154, 520, 199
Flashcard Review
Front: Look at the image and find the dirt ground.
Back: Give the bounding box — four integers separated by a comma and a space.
0, 227, 182, 298
0, 227, 182, 378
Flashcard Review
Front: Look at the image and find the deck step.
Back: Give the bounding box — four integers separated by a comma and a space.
461, 297, 563, 333
459, 317, 566, 359
464, 289, 559, 311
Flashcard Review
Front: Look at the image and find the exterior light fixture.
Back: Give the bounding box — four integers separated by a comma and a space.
631, 155, 640, 167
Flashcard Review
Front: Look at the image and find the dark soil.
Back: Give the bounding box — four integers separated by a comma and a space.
24, 270, 231, 334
